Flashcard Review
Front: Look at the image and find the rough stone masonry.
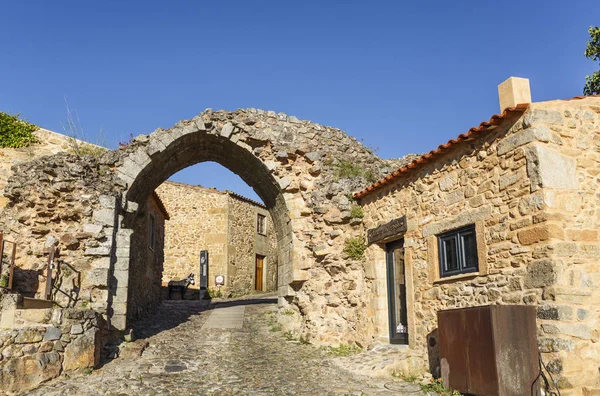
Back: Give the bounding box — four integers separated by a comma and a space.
0, 108, 409, 345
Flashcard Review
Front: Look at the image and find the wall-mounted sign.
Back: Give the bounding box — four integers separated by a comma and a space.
215, 275, 225, 286
367, 216, 407, 244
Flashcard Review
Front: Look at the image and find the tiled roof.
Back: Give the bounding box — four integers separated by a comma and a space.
354, 103, 530, 199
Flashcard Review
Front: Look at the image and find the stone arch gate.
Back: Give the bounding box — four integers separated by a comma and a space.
106, 108, 387, 340
2, 108, 387, 344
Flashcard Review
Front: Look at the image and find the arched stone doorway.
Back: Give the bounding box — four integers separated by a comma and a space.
106, 108, 385, 343
112, 112, 296, 328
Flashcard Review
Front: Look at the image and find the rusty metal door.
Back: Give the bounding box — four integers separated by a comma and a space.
438, 305, 538, 396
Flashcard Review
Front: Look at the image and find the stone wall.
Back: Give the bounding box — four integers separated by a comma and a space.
228, 193, 277, 294
0, 128, 103, 209
0, 153, 122, 315
0, 305, 105, 392
524, 99, 600, 392
359, 97, 600, 393
156, 182, 229, 291
126, 193, 167, 323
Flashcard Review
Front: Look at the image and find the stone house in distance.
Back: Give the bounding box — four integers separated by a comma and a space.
156, 181, 278, 296
355, 78, 600, 394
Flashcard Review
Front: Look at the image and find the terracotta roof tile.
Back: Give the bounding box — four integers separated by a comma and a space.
354, 103, 530, 199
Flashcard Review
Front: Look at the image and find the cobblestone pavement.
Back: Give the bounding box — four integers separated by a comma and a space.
29, 296, 422, 395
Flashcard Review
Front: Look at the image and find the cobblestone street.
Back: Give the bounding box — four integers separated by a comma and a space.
28, 296, 421, 395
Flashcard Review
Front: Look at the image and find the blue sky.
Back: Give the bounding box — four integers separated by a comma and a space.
1, 1, 598, 202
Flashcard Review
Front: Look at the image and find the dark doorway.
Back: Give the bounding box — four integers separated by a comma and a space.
386, 239, 408, 344
255, 255, 265, 291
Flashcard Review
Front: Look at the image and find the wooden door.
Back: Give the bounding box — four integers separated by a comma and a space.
255, 255, 264, 291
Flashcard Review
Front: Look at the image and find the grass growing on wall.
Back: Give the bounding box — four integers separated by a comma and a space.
0, 112, 39, 148
343, 236, 366, 260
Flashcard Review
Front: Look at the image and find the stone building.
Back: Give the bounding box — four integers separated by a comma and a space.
126, 192, 169, 323
156, 181, 278, 296
355, 78, 600, 394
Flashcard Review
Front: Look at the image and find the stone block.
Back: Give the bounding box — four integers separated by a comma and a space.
556, 323, 591, 340
111, 315, 127, 331
120, 339, 148, 359
111, 302, 127, 315
70, 324, 83, 335
538, 337, 574, 352
98, 195, 117, 209
93, 257, 111, 269
113, 270, 129, 287
438, 172, 458, 191
220, 123, 234, 138
0, 354, 62, 392
83, 223, 103, 234
84, 246, 110, 256
92, 209, 115, 227
497, 126, 550, 155
87, 268, 109, 287
523, 109, 564, 127
63, 328, 100, 371
524, 259, 558, 288
145, 140, 166, 157
127, 149, 151, 168
44, 327, 62, 341
119, 157, 143, 178
14, 329, 43, 344
423, 206, 491, 237
113, 288, 128, 303
525, 144, 578, 191
537, 304, 573, 321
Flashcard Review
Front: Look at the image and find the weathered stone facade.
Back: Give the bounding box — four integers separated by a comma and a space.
126, 193, 168, 323
0, 110, 396, 345
108, 108, 396, 342
358, 96, 600, 394
0, 294, 106, 392
156, 181, 277, 295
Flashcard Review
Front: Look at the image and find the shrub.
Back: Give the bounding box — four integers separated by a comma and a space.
420, 378, 461, 396
0, 112, 39, 148
335, 159, 363, 179
343, 237, 366, 260
350, 205, 364, 218
327, 344, 362, 357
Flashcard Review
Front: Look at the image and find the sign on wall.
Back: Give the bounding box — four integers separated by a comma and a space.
367, 216, 407, 244
215, 275, 225, 286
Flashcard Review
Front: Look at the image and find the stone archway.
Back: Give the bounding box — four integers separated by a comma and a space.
106, 108, 388, 343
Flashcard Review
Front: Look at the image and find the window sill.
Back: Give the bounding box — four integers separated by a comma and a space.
434, 272, 480, 285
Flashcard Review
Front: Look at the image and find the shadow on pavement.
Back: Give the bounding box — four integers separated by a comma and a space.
130, 295, 277, 340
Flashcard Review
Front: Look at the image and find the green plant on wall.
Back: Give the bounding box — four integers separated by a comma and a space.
0, 112, 39, 148
350, 205, 364, 219
343, 236, 366, 260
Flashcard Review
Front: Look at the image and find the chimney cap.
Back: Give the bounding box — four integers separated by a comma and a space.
498, 77, 531, 112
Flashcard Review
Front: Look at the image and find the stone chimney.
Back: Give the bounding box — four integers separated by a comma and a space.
498, 77, 531, 111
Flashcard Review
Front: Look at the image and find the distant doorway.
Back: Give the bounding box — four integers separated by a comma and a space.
386, 239, 408, 344
255, 255, 265, 291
